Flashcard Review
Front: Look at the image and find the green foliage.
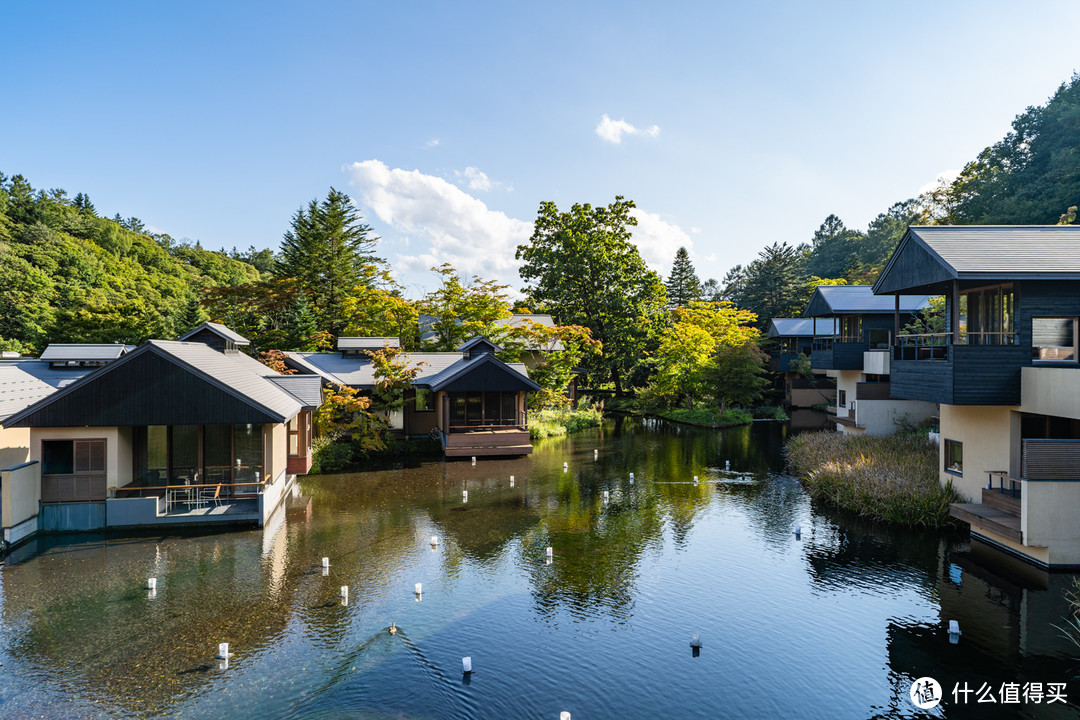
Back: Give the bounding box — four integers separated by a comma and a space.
418, 264, 512, 350
276, 187, 380, 334
310, 436, 353, 474
722, 243, 808, 328
786, 432, 961, 528
517, 196, 668, 395
0, 172, 259, 350
789, 352, 814, 380
665, 246, 701, 308
341, 264, 420, 348
652, 407, 753, 427
529, 402, 604, 439
804, 214, 866, 279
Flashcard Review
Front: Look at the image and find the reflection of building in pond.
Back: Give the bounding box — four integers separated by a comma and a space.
886, 542, 1079, 716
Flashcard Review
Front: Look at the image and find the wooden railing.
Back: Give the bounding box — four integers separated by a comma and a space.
895, 331, 1019, 360
448, 423, 527, 433
115, 474, 270, 502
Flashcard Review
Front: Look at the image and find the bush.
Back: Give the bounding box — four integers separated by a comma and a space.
753, 404, 789, 420
310, 436, 353, 474
786, 432, 960, 528
652, 407, 753, 427
530, 401, 603, 439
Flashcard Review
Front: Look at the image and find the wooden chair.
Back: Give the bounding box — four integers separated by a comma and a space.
200, 483, 222, 508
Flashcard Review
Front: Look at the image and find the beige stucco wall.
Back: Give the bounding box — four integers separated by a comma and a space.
1020, 367, 1080, 420
1022, 480, 1080, 566
267, 422, 286, 483
855, 399, 938, 436
0, 425, 31, 471
862, 350, 889, 375
938, 405, 1019, 501
1, 460, 40, 531
29, 427, 131, 487
830, 370, 860, 419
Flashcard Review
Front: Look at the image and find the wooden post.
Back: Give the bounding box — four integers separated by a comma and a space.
951, 280, 960, 345
894, 293, 900, 346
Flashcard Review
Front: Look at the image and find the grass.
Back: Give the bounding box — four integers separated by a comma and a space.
652, 407, 753, 427
786, 431, 961, 528
530, 402, 604, 439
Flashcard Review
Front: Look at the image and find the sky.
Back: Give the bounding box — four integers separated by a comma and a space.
4, 1, 1080, 297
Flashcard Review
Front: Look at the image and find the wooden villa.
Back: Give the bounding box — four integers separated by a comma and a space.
286, 335, 540, 457
803, 285, 938, 434
765, 317, 837, 408
873, 225, 1080, 568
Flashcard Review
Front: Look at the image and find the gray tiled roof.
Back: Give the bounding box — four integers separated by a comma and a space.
804, 285, 931, 316
337, 337, 400, 350
286, 351, 468, 388
267, 375, 324, 409
39, 344, 133, 362
766, 318, 840, 338
422, 354, 538, 391
0, 360, 95, 422
909, 225, 1080, 274
177, 321, 251, 345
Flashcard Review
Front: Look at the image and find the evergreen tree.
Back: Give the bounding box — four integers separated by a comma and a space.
665, 246, 702, 308
72, 192, 96, 215
180, 295, 206, 334
283, 294, 319, 351
277, 188, 380, 334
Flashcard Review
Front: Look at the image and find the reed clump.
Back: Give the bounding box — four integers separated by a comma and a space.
786, 431, 960, 528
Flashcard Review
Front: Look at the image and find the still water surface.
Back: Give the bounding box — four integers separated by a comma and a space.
1, 418, 1078, 719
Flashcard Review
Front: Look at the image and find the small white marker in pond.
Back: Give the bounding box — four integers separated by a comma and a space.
462, 490, 468, 503
690, 632, 702, 649
948, 620, 961, 644
546, 546, 553, 557
431, 535, 439, 546
563, 461, 568, 469
595, 448, 599, 457
603, 490, 610, 503
415, 583, 423, 595
562, 713, 572, 720
341, 586, 349, 604
693, 475, 698, 485
147, 577, 157, 591
462, 656, 473, 673
322, 557, 330, 569
794, 525, 802, 539
629, 472, 634, 480
509, 475, 515, 487
471, 456, 476, 465
725, 460, 730, 470
216, 642, 233, 659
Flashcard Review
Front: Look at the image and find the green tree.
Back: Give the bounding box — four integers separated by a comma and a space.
418, 264, 512, 350
276, 188, 380, 334
179, 294, 206, 334
341, 265, 420, 349
804, 214, 866, 279
724, 242, 807, 328
665, 246, 701, 308
517, 196, 668, 394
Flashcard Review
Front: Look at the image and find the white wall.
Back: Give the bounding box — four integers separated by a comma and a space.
0, 425, 31, 471
1022, 480, 1080, 566
855, 399, 938, 436
29, 427, 130, 487
1020, 367, 1080, 420
2, 461, 40, 541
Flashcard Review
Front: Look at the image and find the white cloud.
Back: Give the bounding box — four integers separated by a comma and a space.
917, 168, 960, 196
347, 160, 531, 286
595, 114, 660, 144
424, 138, 440, 148
629, 208, 694, 270
454, 166, 495, 191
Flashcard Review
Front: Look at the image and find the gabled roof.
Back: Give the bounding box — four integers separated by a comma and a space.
457, 337, 501, 353
803, 285, 930, 317
421, 353, 539, 392
5, 341, 313, 428
766, 318, 839, 338
285, 351, 464, 388
337, 337, 400, 351
177, 321, 251, 346
873, 226, 1080, 295
39, 344, 133, 362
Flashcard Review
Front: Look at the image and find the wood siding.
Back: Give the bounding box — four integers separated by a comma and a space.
1022, 439, 1080, 480
436, 362, 537, 393
12, 351, 281, 427
891, 345, 1029, 405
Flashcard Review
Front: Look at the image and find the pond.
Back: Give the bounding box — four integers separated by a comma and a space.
1, 417, 1077, 719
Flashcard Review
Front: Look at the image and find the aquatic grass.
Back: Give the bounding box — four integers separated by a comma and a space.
786, 431, 960, 528
530, 403, 604, 439
653, 407, 753, 427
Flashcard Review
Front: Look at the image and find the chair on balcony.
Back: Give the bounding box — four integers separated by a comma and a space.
200, 483, 222, 508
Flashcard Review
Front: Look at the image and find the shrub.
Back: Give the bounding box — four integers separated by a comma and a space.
310, 436, 353, 474
786, 431, 960, 528
530, 401, 603, 439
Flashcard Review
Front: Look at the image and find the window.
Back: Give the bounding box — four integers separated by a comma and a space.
838, 389, 847, 408
414, 388, 435, 412
840, 316, 862, 342
866, 329, 891, 350
41, 439, 107, 502
945, 439, 963, 476
1032, 317, 1078, 362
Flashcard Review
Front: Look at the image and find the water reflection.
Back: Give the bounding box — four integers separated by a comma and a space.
0, 417, 1077, 719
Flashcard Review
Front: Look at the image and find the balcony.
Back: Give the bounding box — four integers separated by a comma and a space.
811, 336, 868, 371
890, 332, 1030, 405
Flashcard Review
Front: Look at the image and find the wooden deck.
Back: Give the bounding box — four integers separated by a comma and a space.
950, 502, 1022, 544
442, 428, 533, 457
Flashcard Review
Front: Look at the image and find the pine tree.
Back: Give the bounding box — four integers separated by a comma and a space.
283, 294, 319, 351
665, 247, 702, 308
73, 192, 96, 215
276, 188, 380, 335
180, 295, 206, 334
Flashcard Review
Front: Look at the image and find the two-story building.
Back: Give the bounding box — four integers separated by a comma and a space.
765, 317, 837, 408
805, 285, 937, 435
873, 225, 1080, 568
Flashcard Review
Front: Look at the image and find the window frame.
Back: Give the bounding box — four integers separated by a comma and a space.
944, 439, 963, 476
1031, 316, 1079, 364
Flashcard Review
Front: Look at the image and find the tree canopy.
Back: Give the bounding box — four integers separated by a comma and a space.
665, 246, 702, 308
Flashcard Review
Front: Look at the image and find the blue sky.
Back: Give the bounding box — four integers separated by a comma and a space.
4, 1, 1080, 296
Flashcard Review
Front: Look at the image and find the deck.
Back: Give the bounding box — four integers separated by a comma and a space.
442, 428, 533, 457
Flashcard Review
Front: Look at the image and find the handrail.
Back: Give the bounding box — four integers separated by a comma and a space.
115, 479, 267, 494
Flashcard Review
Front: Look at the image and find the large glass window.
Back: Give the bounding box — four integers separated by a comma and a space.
961, 285, 1014, 344
171, 425, 199, 482
414, 388, 435, 412
945, 439, 963, 476
146, 426, 168, 481
234, 424, 263, 482
449, 394, 466, 424
840, 316, 861, 342
465, 393, 483, 425
501, 392, 518, 423
1032, 317, 1078, 362
42, 440, 74, 475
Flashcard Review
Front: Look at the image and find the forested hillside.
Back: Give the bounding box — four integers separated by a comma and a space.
0, 173, 264, 352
